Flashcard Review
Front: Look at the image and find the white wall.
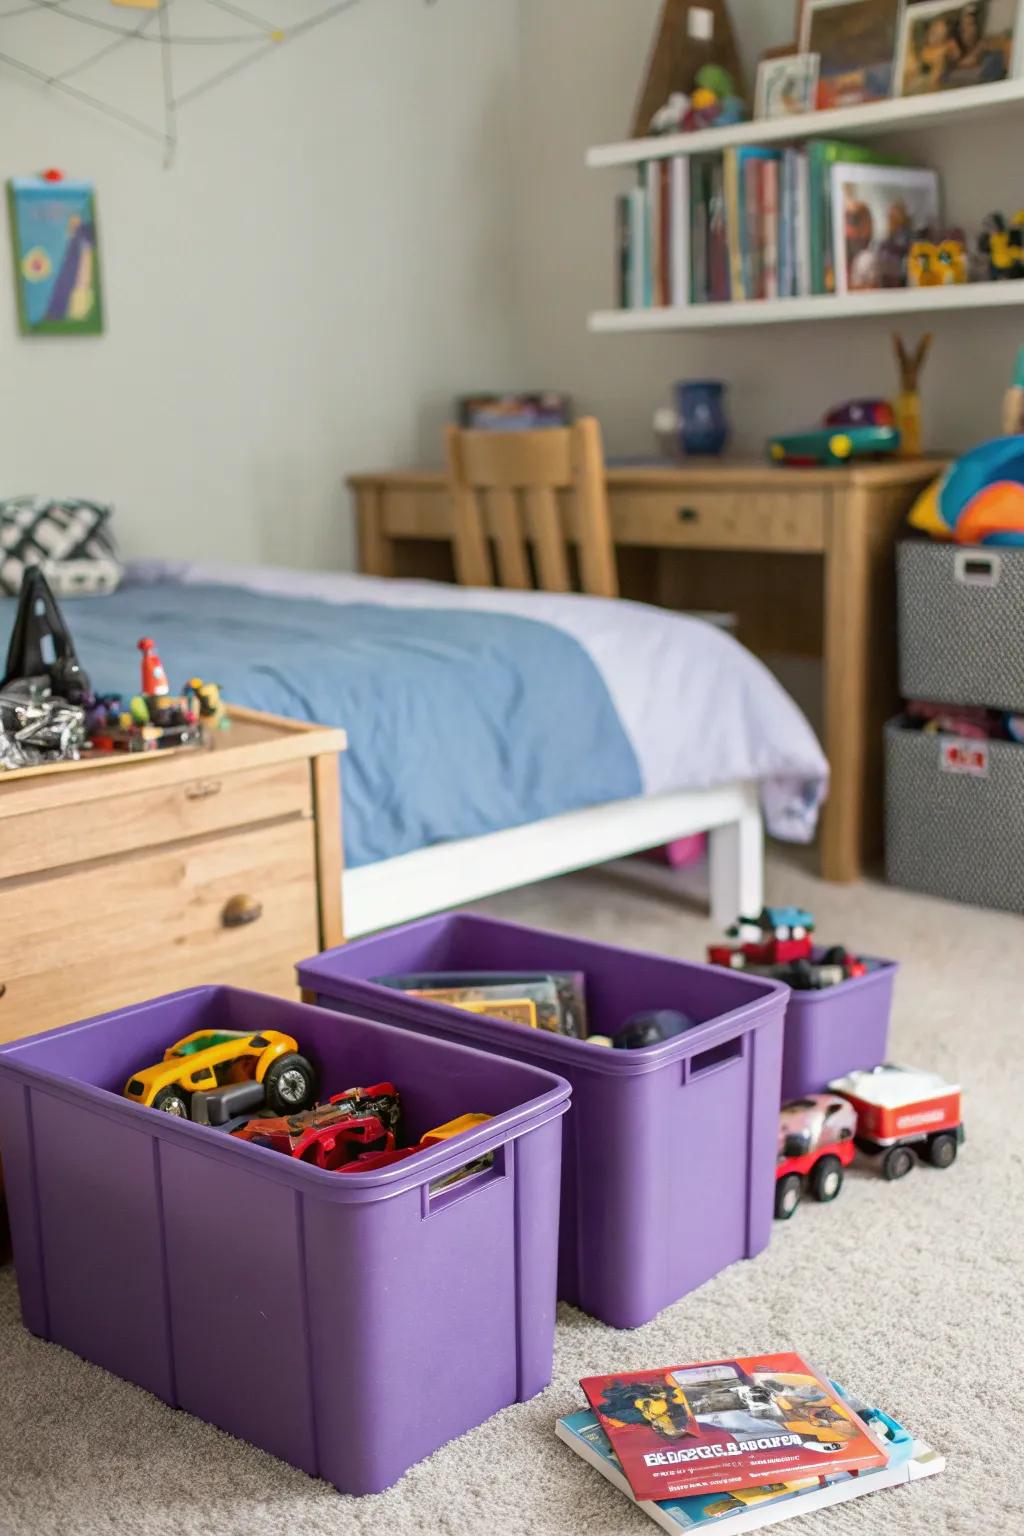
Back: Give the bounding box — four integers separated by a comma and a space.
513, 0, 1021, 459
0, 0, 521, 569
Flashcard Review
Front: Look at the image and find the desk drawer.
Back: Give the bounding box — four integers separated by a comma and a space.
1, 759, 312, 881
0, 819, 319, 1043
611, 489, 827, 552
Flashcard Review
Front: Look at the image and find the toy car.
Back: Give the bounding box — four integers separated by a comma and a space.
829, 1064, 963, 1180
768, 423, 901, 467
708, 906, 815, 969
233, 1082, 402, 1170
124, 1028, 317, 1120
775, 1094, 857, 1219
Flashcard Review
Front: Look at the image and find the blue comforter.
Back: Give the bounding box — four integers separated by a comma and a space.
0, 581, 641, 867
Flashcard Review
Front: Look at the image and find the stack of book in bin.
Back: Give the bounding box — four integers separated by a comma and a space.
558, 1353, 943, 1534
616, 141, 938, 308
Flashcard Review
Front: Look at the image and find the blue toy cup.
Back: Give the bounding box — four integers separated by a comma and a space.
675, 379, 729, 456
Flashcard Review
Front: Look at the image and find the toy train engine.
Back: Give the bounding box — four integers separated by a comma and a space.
828, 1065, 963, 1181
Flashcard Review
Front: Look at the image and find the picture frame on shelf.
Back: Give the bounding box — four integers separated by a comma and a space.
755, 51, 821, 116
800, 0, 902, 107
895, 0, 1018, 95
830, 161, 941, 294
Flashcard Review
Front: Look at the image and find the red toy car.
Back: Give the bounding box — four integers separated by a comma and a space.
233, 1082, 401, 1170
829, 1065, 963, 1180
775, 1094, 858, 1219
708, 906, 815, 969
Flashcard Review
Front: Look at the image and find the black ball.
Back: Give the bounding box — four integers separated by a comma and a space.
614, 1009, 697, 1049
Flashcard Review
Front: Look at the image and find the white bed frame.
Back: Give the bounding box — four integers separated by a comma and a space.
343, 780, 763, 938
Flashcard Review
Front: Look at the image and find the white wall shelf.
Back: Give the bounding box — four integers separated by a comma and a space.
585, 77, 1024, 169
589, 281, 1024, 333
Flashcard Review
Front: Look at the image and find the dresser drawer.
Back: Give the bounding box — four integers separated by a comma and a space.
611, 489, 827, 552
0, 758, 312, 881
0, 819, 319, 1043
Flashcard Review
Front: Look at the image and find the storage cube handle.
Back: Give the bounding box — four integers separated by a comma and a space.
954, 550, 1001, 587
687, 1035, 745, 1082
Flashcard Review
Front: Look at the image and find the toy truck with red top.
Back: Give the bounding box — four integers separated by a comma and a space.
828, 1064, 963, 1181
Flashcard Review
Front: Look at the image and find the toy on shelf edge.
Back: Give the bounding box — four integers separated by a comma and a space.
649, 63, 746, 134
123, 1028, 318, 1121
979, 211, 1024, 280
775, 1094, 857, 1220
86, 637, 227, 754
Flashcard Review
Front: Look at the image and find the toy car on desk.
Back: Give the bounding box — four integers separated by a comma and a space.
123, 1029, 317, 1120
769, 401, 900, 466
828, 1064, 963, 1180
775, 1094, 858, 1219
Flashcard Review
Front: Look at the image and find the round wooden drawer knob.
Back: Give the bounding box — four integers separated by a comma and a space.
222, 894, 263, 929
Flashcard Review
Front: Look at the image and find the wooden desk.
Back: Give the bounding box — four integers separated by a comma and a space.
348, 459, 944, 883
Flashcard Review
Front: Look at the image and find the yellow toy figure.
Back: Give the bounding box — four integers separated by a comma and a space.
186, 677, 228, 732
892, 332, 933, 458
907, 241, 940, 287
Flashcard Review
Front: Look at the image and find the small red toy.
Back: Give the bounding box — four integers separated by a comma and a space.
233, 1082, 401, 1170
138, 636, 170, 696
775, 1094, 857, 1220
708, 906, 814, 969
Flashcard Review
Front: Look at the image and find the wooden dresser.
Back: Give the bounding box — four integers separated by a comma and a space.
0, 706, 345, 1047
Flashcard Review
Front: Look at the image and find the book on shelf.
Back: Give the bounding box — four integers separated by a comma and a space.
557, 1385, 943, 1536
614, 138, 929, 311
579, 1354, 886, 1502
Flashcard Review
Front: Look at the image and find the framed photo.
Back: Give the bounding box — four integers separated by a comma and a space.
831, 162, 941, 293
755, 52, 821, 117
895, 0, 1017, 95
6, 175, 103, 337
800, 0, 901, 107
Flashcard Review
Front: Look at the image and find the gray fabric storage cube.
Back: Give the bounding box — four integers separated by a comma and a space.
897, 541, 1024, 713
885, 720, 1024, 912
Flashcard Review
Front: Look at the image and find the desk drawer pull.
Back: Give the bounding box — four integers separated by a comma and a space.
0, 983, 6, 1001
185, 780, 222, 801
677, 506, 700, 523
222, 894, 263, 928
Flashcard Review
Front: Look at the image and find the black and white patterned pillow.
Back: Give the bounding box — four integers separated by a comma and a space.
0, 497, 123, 596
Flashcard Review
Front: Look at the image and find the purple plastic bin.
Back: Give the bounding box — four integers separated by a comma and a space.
0, 986, 569, 1495
780, 954, 898, 1102
297, 914, 788, 1329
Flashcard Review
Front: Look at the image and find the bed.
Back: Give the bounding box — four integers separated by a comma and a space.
0, 561, 829, 933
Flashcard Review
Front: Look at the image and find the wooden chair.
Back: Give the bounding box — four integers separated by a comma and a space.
444, 417, 619, 598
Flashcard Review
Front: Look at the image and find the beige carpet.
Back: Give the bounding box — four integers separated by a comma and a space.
1, 851, 1019, 1536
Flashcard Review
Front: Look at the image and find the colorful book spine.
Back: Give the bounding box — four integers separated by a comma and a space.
763, 158, 779, 301
723, 150, 744, 302
627, 184, 647, 309
615, 193, 630, 309
708, 161, 730, 303
669, 156, 689, 308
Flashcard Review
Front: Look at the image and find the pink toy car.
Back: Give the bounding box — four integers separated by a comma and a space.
775, 1093, 858, 1220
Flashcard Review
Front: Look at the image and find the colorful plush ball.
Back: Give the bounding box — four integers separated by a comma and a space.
691, 86, 719, 111
908, 436, 1024, 545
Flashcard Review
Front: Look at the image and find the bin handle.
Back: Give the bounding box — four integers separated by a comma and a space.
954, 550, 1001, 586
688, 1036, 745, 1081
422, 1146, 505, 1217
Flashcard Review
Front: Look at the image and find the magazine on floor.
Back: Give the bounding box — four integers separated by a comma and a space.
578, 1354, 887, 1502
557, 1381, 943, 1535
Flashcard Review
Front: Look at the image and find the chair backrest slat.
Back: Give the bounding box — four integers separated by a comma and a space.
444, 418, 618, 597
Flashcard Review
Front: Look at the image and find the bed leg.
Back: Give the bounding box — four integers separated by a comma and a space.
709, 797, 764, 928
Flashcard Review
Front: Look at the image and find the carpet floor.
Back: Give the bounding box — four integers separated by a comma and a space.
0, 851, 1019, 1536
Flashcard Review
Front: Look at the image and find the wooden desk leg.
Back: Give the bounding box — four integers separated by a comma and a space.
821, 487, 870, 882
354, 484, 395, 577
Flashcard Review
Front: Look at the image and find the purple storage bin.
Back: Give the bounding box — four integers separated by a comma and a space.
297, 913, 788, 1329
0, 986, 569, 1495
780, 953, 898, 1102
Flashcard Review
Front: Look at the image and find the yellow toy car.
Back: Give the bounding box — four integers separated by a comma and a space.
123, 1028, 317, 1120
